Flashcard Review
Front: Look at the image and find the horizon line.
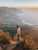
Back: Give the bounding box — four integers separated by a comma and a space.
0, 6, 38, 9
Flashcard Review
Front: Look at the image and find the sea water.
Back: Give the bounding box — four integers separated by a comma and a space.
16, 9, 38, 28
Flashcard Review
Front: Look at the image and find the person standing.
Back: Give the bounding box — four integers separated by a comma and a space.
17, 25, 21, 41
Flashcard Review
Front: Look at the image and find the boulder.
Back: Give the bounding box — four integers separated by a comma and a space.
14, 34, 24, 42
0, 47, 2, 50
7, 44, 16, 50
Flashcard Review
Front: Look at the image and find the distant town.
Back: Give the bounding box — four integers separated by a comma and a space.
0, 7, 24, 27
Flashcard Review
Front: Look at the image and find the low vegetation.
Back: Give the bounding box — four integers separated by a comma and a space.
21, 36, 36, 50
0, 29, 12, 44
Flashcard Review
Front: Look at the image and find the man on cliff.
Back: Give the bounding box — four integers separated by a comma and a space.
16, 25, 21, 41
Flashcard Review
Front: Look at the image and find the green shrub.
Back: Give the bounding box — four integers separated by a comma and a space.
0, 30, 12, 44
21, 36, 36, 50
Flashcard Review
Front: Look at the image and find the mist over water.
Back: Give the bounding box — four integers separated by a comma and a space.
16, 9, 38, 25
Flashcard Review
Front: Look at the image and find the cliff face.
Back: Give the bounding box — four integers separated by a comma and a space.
0, 38, 23, 50
0, 42, 16, 50
0, 27, 38, 50
0, 29, 23, 50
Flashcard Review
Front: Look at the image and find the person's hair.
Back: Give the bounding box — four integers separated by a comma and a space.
17, 25, 19, 28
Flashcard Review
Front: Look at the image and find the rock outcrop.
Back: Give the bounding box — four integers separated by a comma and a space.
0, 47, 2, 50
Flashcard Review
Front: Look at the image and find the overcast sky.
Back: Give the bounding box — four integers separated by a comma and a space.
0, 0, 38, 7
